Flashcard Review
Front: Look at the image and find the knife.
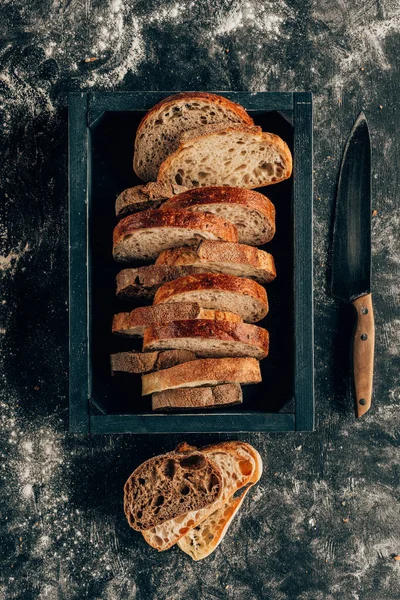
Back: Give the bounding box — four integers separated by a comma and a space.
331, 112, 374, 418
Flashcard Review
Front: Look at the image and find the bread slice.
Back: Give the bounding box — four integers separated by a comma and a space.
113, 208, 238, 262
141, 357, 261, 395
142, 441, 262, 551
178, 488, 251, 560
157, 124, 292, 190
134, 92, 254, 182
161, 187, 275, 245
152, 384, 242, 411
124, 448, 223, 531
112, 303, 242, 337
111, 349, 196, 374
116, 265, 211, 300
143, 320, 269, 360
115, 182, 188, 217
153, 272, 268, 323
156, 240, 276, 285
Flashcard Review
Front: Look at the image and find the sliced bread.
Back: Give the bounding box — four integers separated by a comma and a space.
141, 357, 261, 395
156, 240, 276, 284
161, 187, 275, 245
116, 265, 209, 300
113, 303, 242, 337
134, 92, 254, 182
156, 124, 292, 190
113, 209, 238, 262
142, 441, 262, 551
111, 349, 196, 374
153, 272, 269, 323
143, 320, 269, 360
124, 448, 223, 531
115, 182, 188, 217
152, 384, 242, 411
178, 485, 251, 560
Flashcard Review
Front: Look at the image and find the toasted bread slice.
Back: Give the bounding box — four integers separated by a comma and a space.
134, 92, 254, 182
156, 240, 276, 285
142, 441, 262, 551
157, 125, 292, 190
161, 187, 275, 245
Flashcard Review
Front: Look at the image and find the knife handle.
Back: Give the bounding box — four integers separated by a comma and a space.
352, 293, 375, 417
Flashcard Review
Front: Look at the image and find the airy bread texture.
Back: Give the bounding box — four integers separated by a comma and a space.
156, 240, 276, 284
142, 441, 262, 552
134, 92, 254, 182
161, 187, 276, 245
152, 384, 243, 411
111, 349, 196, 374
112, 303, 242, 337
141, 357, 261, 395
124, 449, 223, 531
157, 125, 292, 190
143, 320, 269, 360
153, 272, 269, 323
113, 209, 238, 262
178, 486, 253, 560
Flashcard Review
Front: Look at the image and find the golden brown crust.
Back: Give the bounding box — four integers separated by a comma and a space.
136, 92, 254, 139
112, 304, 243, 336
143, 320, 269, 359
113, 208, 238, 248
141, 357, 262, 395
155, 241, 277, 284
153, 272, 268, 311
160, 187, 276, 243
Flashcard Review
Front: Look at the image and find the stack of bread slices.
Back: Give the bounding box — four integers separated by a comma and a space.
124, 441, 263, 559
111, 93, 292, 411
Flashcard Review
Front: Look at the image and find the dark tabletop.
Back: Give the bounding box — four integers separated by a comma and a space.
1, 1, 399, 599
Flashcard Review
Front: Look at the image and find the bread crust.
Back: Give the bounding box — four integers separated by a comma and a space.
153, 272, 268, 319
142, 441, 262, 550
143, 320, 269, 359
161, 186, 276, 244
113, 208, 238, 258
141, 357, 262, 395
135, 92, 254, 141
157, 125, 292, 189
112, 304, 243, 337
155, 240, 277, 284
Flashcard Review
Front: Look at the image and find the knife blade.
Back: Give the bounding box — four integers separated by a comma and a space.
331, 112, 374, 418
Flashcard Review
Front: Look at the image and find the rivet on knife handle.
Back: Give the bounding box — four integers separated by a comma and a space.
352, 293, 375, 417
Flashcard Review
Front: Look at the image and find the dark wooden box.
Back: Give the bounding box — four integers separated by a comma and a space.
68, 91, 314, 434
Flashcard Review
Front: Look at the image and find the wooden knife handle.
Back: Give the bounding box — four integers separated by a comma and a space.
352, 293, 375, 417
